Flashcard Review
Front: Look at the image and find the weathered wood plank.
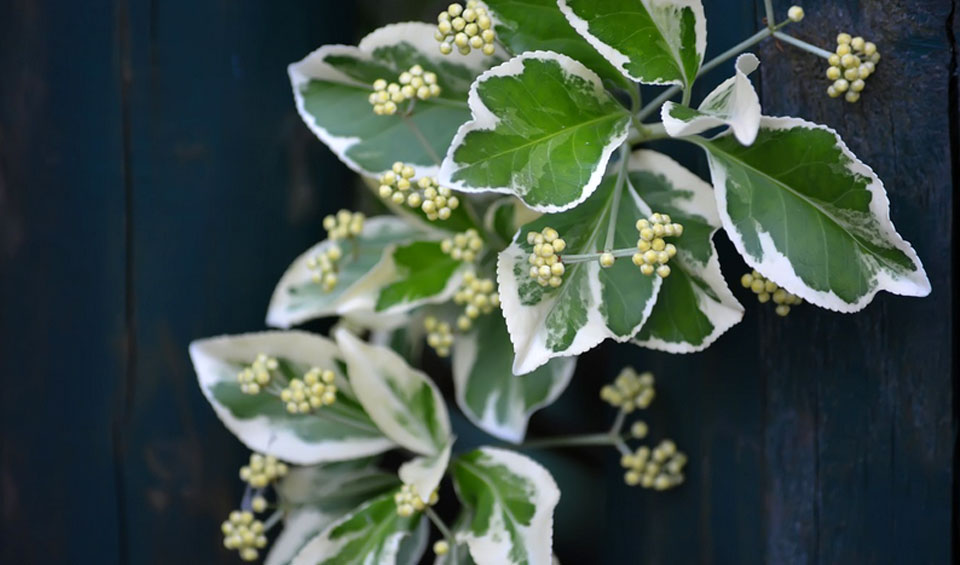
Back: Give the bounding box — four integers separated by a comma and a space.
0, 1, 127, 563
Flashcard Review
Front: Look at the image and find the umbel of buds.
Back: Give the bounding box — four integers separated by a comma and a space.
394, 483, 439, 517
369, 64, 441, 115
378, 162, 460, 221
621, 440, 687, 490
424, 315, 454, 357
632, 213, 682, 278
239, 452, 289, 489
236, 353, 278, 395
600, 367, 655, 413
442, 229, 484, 262
221, 510, 268, 561
454, 270, 500, 330
307, 210, 364, 293
436, 1, 496, 56
280, 367, 338, 414
527, 227, 566, 288
826, 33, 880, 103
740, 270, 803, 316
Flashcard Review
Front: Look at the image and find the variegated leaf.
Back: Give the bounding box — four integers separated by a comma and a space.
698, 116, 930, 312
190, 331, 395, 464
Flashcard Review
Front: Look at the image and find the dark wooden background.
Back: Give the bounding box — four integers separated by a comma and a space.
0, 1, 954, 563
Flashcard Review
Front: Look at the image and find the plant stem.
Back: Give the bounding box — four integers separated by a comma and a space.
424, 506, 459, 561
763, 0, 776, 29
773, 31, 834, 59
263, 510, 284, 532
521, 432, 620, 449
603, 145, 630, 251
562, 247, 636, 264
680, 86, 692, 107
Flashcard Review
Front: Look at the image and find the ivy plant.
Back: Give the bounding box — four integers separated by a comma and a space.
192, 1, 929, 563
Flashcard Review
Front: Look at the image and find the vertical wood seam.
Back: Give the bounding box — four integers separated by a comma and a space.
948, 0, 959, 561
112, 0, 135, 563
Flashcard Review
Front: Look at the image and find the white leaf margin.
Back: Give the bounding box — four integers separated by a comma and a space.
452, 327, 575, 443
626, 149, 744, 353
662, 53, 761, 145
439, 50, 630, 213
456, 447, 560, 565
190, 331, 396, 465
289, 22, 492, 179
265, 509, 338, 565
558, 0, 707, 86
335, 328, 452, 456
703, 116, 931, 313
398, 441, 453, 503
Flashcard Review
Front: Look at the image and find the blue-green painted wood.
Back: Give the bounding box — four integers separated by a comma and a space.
0, 1, 127, 562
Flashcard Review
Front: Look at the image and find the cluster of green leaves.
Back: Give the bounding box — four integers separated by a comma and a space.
193, 0, 930, 563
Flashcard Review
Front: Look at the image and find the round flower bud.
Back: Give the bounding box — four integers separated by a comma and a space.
787, 6, 804, 22
845, 91, 860, 103
850, 79, 865, 92
599, 252, 615, 268
850, 36, 865, 51
833, 79, 849, 92
826, 66, 841, 80
434, 541, 450, 556
828, 54, 841, 66
837, 32, 852, 45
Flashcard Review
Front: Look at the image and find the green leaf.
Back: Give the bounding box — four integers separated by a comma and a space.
267, 217, 421, 329
625, 150, 744, 352
267, 460, 400, 565
290, 490, 425, 565
697, 116, 930, 312
559, 0, 706, 87
662, 53, 761, 145
375, 241, 464, 311
190, 331, 395, 464
439, 51, 631, 213
451, 447, 560, 565
497, 169, 661, 374
335, 329, 452, 455
483, 0, 628, 88
452, 314, 575, 442
289, 22, 494, 178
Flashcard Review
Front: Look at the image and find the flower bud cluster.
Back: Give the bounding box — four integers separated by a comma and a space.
424, 315, 454, 357
280, 367, 338, 414
378, 162, 460, 221
632, 213, 682, 278
394, 483, 439, 517
526, 227, 567, 288
740, 270, 803, 316
236, 353, 278, 395
600, 367, 655, 413
454, 270, 500, 330
441, 228, 484, 262
306, 244, 343, 292
369, 65, 441, 115
436, 2, 496, 56
239, 453, 289, 489
620, 440, 687, 490
323, 209, 365, 241
826, 33, 880, 103
221, 510, 268, 561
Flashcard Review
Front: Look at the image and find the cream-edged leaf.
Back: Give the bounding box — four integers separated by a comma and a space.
289, 22, 494, 178
698, 116, 930, 312
335, 329, 452, 455
190, 331, 395, 464
453, 314, 575, 442
439, 51, 631, 213
625, 150, 744, 352
497, 170, 661, 374
290, 490, 425, 565
266, 217, 421, 329
451, 447, 560, 565
558, 0, 707, 87
662, 53, 761, 145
